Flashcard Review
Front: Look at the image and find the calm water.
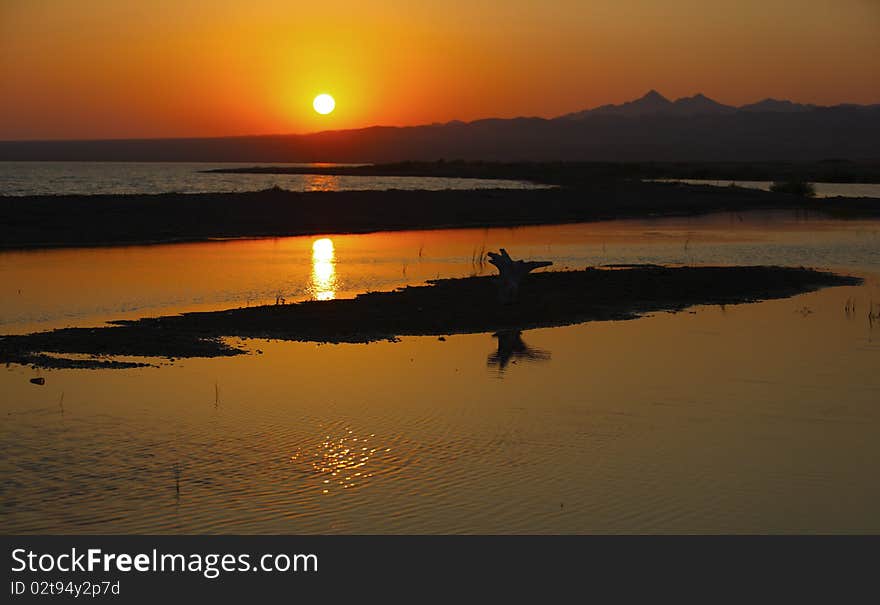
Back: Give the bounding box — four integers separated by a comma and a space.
2, 211, 880, 533
1, 210, 878, 334
0, 162, 546, 196
653, 178, 880, 198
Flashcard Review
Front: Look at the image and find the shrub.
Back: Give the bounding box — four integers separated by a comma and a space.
769, 180, 816, 197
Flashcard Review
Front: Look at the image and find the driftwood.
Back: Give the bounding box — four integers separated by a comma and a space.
487, 248, 552, 303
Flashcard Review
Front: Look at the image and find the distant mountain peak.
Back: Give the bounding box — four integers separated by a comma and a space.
559, 89, 674, 119
670, 93, 735, 114
641, 89, 670, 103
739, 98, 816, 113
675, 93, 715, 103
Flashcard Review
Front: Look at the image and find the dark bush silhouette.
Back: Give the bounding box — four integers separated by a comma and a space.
770, 180, 816, 197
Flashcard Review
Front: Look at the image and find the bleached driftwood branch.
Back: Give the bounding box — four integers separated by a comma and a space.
487, 248, 552, 303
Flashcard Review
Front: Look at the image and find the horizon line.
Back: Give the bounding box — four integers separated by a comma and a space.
2, 91, 878, 144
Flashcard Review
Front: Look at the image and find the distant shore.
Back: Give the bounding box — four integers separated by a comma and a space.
0, 265, 859, 369
203, 159, 880, 185
3, 179, 879, 251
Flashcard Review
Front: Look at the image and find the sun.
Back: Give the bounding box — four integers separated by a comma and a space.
312, 94, 335, 115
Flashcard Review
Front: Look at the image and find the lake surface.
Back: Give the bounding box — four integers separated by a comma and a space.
0, 162, 545, 196
2, 211, 879, 533
2, 210, 878, 334
652, 178, 880, 198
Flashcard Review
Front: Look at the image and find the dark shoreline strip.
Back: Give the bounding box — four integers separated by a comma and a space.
0, 266, 860, 369
2, 182, 879, 251
200, 160, 880, 185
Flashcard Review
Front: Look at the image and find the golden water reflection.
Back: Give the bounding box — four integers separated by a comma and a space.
304, 174, 340, 192
289, 428, 388, 494
4, 275, 880, 532
5, 213, 879, 334
311, 238, 336, 301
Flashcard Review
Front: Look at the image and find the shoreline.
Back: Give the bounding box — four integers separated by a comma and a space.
202, 159, 880, 185
0, 265, 860, 369
3, 181, 879, 251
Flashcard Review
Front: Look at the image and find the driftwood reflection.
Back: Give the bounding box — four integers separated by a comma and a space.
487, 330, 551, 371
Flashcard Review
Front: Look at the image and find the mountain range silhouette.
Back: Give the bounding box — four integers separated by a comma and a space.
557, 90, 836, 119
2, 91, 878, 162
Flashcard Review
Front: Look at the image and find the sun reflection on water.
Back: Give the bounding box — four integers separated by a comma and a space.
311, 238, 336, 301
304, 174, 340, 192
290, 428, 392, 494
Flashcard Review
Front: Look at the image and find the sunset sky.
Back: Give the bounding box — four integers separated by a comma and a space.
1, 0, 878, 140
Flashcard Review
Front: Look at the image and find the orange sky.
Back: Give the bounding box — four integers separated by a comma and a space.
1, 0, 878, 140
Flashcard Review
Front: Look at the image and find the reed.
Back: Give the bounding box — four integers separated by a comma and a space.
173, 463, 181, 495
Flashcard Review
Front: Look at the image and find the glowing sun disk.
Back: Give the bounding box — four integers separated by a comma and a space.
313, 94, 335, 115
